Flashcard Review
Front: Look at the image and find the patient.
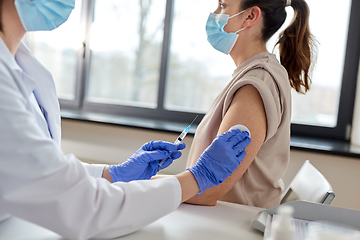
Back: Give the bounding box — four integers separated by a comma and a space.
184, 0, 316, 208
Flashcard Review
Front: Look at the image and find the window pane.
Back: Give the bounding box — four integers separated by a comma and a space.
87, 0, 166, 108
165, 0, 235, 113
268, 0, 352, 127
27, 0, 82, 100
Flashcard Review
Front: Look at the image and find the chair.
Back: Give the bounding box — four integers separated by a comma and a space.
280, 160, 335, 205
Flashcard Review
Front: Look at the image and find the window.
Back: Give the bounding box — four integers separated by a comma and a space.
165, 0, 234, 113
290, 0, 359, 139
26, 0, 83, 100
87, 0, 166, 108
27, 0, 360, 141
269, 0, 352, 128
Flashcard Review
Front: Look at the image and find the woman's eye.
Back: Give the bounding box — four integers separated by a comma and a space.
218, 1, 225, 8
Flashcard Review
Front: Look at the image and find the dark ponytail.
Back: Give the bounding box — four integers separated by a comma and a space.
241, 0, 317, 94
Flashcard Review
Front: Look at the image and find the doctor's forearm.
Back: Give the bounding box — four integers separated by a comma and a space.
102, 165, 200, 202
175, 170, 200, 203
102, 165, 113, 183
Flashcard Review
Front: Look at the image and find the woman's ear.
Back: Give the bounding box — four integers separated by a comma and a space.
243, 6, 262, 28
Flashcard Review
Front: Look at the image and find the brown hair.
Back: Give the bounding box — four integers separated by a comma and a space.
0, 0, 3, 32
241, 0, 317, 93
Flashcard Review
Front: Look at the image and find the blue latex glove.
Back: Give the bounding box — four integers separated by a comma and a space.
109, 141, 186, 182
187, 129, 251, 195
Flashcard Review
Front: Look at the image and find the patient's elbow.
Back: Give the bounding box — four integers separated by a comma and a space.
202, 199, 217, 206
185, 195, 218, 206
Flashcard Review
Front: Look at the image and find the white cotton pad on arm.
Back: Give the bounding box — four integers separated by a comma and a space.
229, 124, 251, 138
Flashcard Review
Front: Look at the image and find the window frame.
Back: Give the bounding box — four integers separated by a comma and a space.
58, 0, 360, 141
58, 0, 92, 110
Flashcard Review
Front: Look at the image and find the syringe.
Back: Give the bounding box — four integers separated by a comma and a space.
159, 115, 198, 167
174, 115, 198, 145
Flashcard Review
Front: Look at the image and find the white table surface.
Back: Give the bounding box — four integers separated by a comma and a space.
0, 201, 264, 240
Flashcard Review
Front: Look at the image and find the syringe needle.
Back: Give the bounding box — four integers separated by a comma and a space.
189, 115, 199, 127
159, 115, 199, 167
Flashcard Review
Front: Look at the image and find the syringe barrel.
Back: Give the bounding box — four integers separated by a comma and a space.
175, 130, 187, 143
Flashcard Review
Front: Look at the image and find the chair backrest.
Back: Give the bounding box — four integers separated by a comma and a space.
281, 160, 335, 205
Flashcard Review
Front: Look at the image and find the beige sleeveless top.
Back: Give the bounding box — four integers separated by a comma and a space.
186, 52, 291, 208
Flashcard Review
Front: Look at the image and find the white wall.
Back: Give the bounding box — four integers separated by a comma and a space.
61, 119, 360, 211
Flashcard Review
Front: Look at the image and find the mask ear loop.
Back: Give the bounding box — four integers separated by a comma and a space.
234, 27, 246, 34
229, 9, 248, 34
228, 9, 247, 19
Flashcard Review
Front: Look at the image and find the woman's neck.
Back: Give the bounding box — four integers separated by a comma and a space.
0, 31, 25, 57
230, 39, 268, 67
0, 0, 26, 57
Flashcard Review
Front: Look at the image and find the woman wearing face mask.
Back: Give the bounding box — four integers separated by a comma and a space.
185, 0, 316, 208
0, 0, 252, 238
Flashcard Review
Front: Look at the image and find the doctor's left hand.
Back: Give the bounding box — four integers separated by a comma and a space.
108, 141, 186, 182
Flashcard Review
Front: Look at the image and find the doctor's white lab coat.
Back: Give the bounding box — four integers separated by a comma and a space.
0, 37, 181, 239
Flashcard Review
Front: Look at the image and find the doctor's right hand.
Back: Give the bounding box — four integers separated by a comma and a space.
108, 141, 186, 182
187, 129, 251, 195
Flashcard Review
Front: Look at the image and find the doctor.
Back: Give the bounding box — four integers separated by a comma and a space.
0, 0, 251, 239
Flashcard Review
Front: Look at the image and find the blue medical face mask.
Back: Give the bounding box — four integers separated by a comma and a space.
15, 0, 75, 32
206, 10, 247, 55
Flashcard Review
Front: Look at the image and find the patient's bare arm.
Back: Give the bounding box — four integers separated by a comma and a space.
185, 85, 267, 206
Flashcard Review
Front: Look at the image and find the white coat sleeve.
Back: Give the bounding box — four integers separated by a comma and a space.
81, 162, 107, 178
0, 71, 182, 240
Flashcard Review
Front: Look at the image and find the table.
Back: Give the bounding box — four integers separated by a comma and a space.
0, 201, 264, 240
